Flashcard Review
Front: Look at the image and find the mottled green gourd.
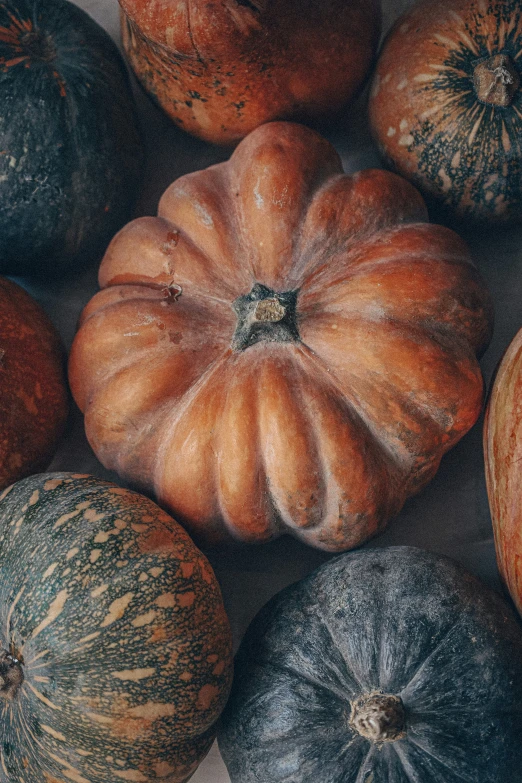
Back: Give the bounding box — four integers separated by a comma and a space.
0, 473, 233, 783
0, 0, 143, 275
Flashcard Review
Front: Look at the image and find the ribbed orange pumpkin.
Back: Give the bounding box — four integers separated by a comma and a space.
484, 327, 522, 617
0, 277, 68, 489
69, 122, 493, 552
119, 0, 381, 144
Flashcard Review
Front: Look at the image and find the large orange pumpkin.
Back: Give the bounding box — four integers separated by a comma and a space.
69, 122, 493, 552
484, 327, 522, 617
0, 277, 68, 490
119, 0, 381, 144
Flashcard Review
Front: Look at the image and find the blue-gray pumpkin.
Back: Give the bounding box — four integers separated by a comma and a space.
0, 0, 143, 276
219, 547, 522, 782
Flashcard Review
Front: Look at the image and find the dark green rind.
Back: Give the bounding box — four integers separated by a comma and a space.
0, 473, 233, 783
0, 0, 144, 276
218, 546, 522, 783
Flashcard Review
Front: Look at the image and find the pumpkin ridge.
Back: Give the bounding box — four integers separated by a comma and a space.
399, 615, 465, 701
300, 319, 484, 463
254, 349, 328, 533
395, 735, 475, 783
214, 362, 280, 543
295, 342, 411, 480
153, 351, 232, 499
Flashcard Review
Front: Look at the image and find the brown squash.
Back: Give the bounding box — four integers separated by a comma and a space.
484, 327, 522, 617
0, 277, 68, 489
369, 0, 522, 223
69, 121, 493, 552
119, 0, 381, 144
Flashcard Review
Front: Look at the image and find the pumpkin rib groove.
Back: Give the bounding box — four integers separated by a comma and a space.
317, 610, 368, 696
295, 342, 414, 479
215, 365, 282, 543
302, 321, 483, 454
397, 738, 475, 783
392, 743, 424, 783
354, 748, 375, 783
153, 351, 232, 500
256, 353, 327, 533
399, 616, 466, 701
249, 658, 354, 713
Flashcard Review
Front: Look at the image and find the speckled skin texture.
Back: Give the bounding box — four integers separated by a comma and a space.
484, 328, 522, 617
0, 0, 143, 275
0, 278, 67, 490
68, 121, 494, 553
218, 546, 522, 782
369, 0, 522, 224
119, 0, 381, 144
0, 472, 233, 783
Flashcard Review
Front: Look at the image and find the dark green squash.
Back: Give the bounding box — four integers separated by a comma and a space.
0, 473, 233, 783
0, 0, 143, 276
219, 547, 522, 782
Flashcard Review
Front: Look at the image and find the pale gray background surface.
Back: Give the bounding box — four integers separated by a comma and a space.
20, 1, 522, 779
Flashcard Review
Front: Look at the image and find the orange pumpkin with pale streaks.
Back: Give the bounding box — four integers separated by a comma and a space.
0, 277, 68, 490
484, 327, 522, 617
69, 122, 494, 552
369, 0, 522, 223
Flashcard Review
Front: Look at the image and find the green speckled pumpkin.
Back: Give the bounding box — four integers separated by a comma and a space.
0, 0, 143, 276
369, 0, 522, 224
0, 473, 233, 783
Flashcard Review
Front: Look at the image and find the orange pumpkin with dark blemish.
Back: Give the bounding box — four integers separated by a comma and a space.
0, 472, 233, 783
69, 122, 494, 553
118, 0, 381, 144
485, 327, 522, 618
0, 277, 68, 490
369, 0, 522, 223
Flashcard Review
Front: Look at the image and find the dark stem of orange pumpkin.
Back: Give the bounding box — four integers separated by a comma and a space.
473, 54, 520, 107
232, 283, 299, 351
349, 692, 406, 744
0, 650, 24, 700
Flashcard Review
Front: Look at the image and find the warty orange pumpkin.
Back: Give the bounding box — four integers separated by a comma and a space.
119, 0, 381, 144
0, 277, 68, 490
69, 121, 494, 552
0, 472, 233, 783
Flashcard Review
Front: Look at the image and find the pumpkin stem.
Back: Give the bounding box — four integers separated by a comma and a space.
473, 54, 520, 107
0, 650, 24, 700
349, 692, 406, 744
19, 31, 57, 63
231, 283, 299, 351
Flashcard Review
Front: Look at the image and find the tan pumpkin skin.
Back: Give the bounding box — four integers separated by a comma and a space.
484, 329, 522, 617
119, 0, 381, 144
0, 277, 68, 490
369, 0, 522, 223
69, 122, 493, 552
